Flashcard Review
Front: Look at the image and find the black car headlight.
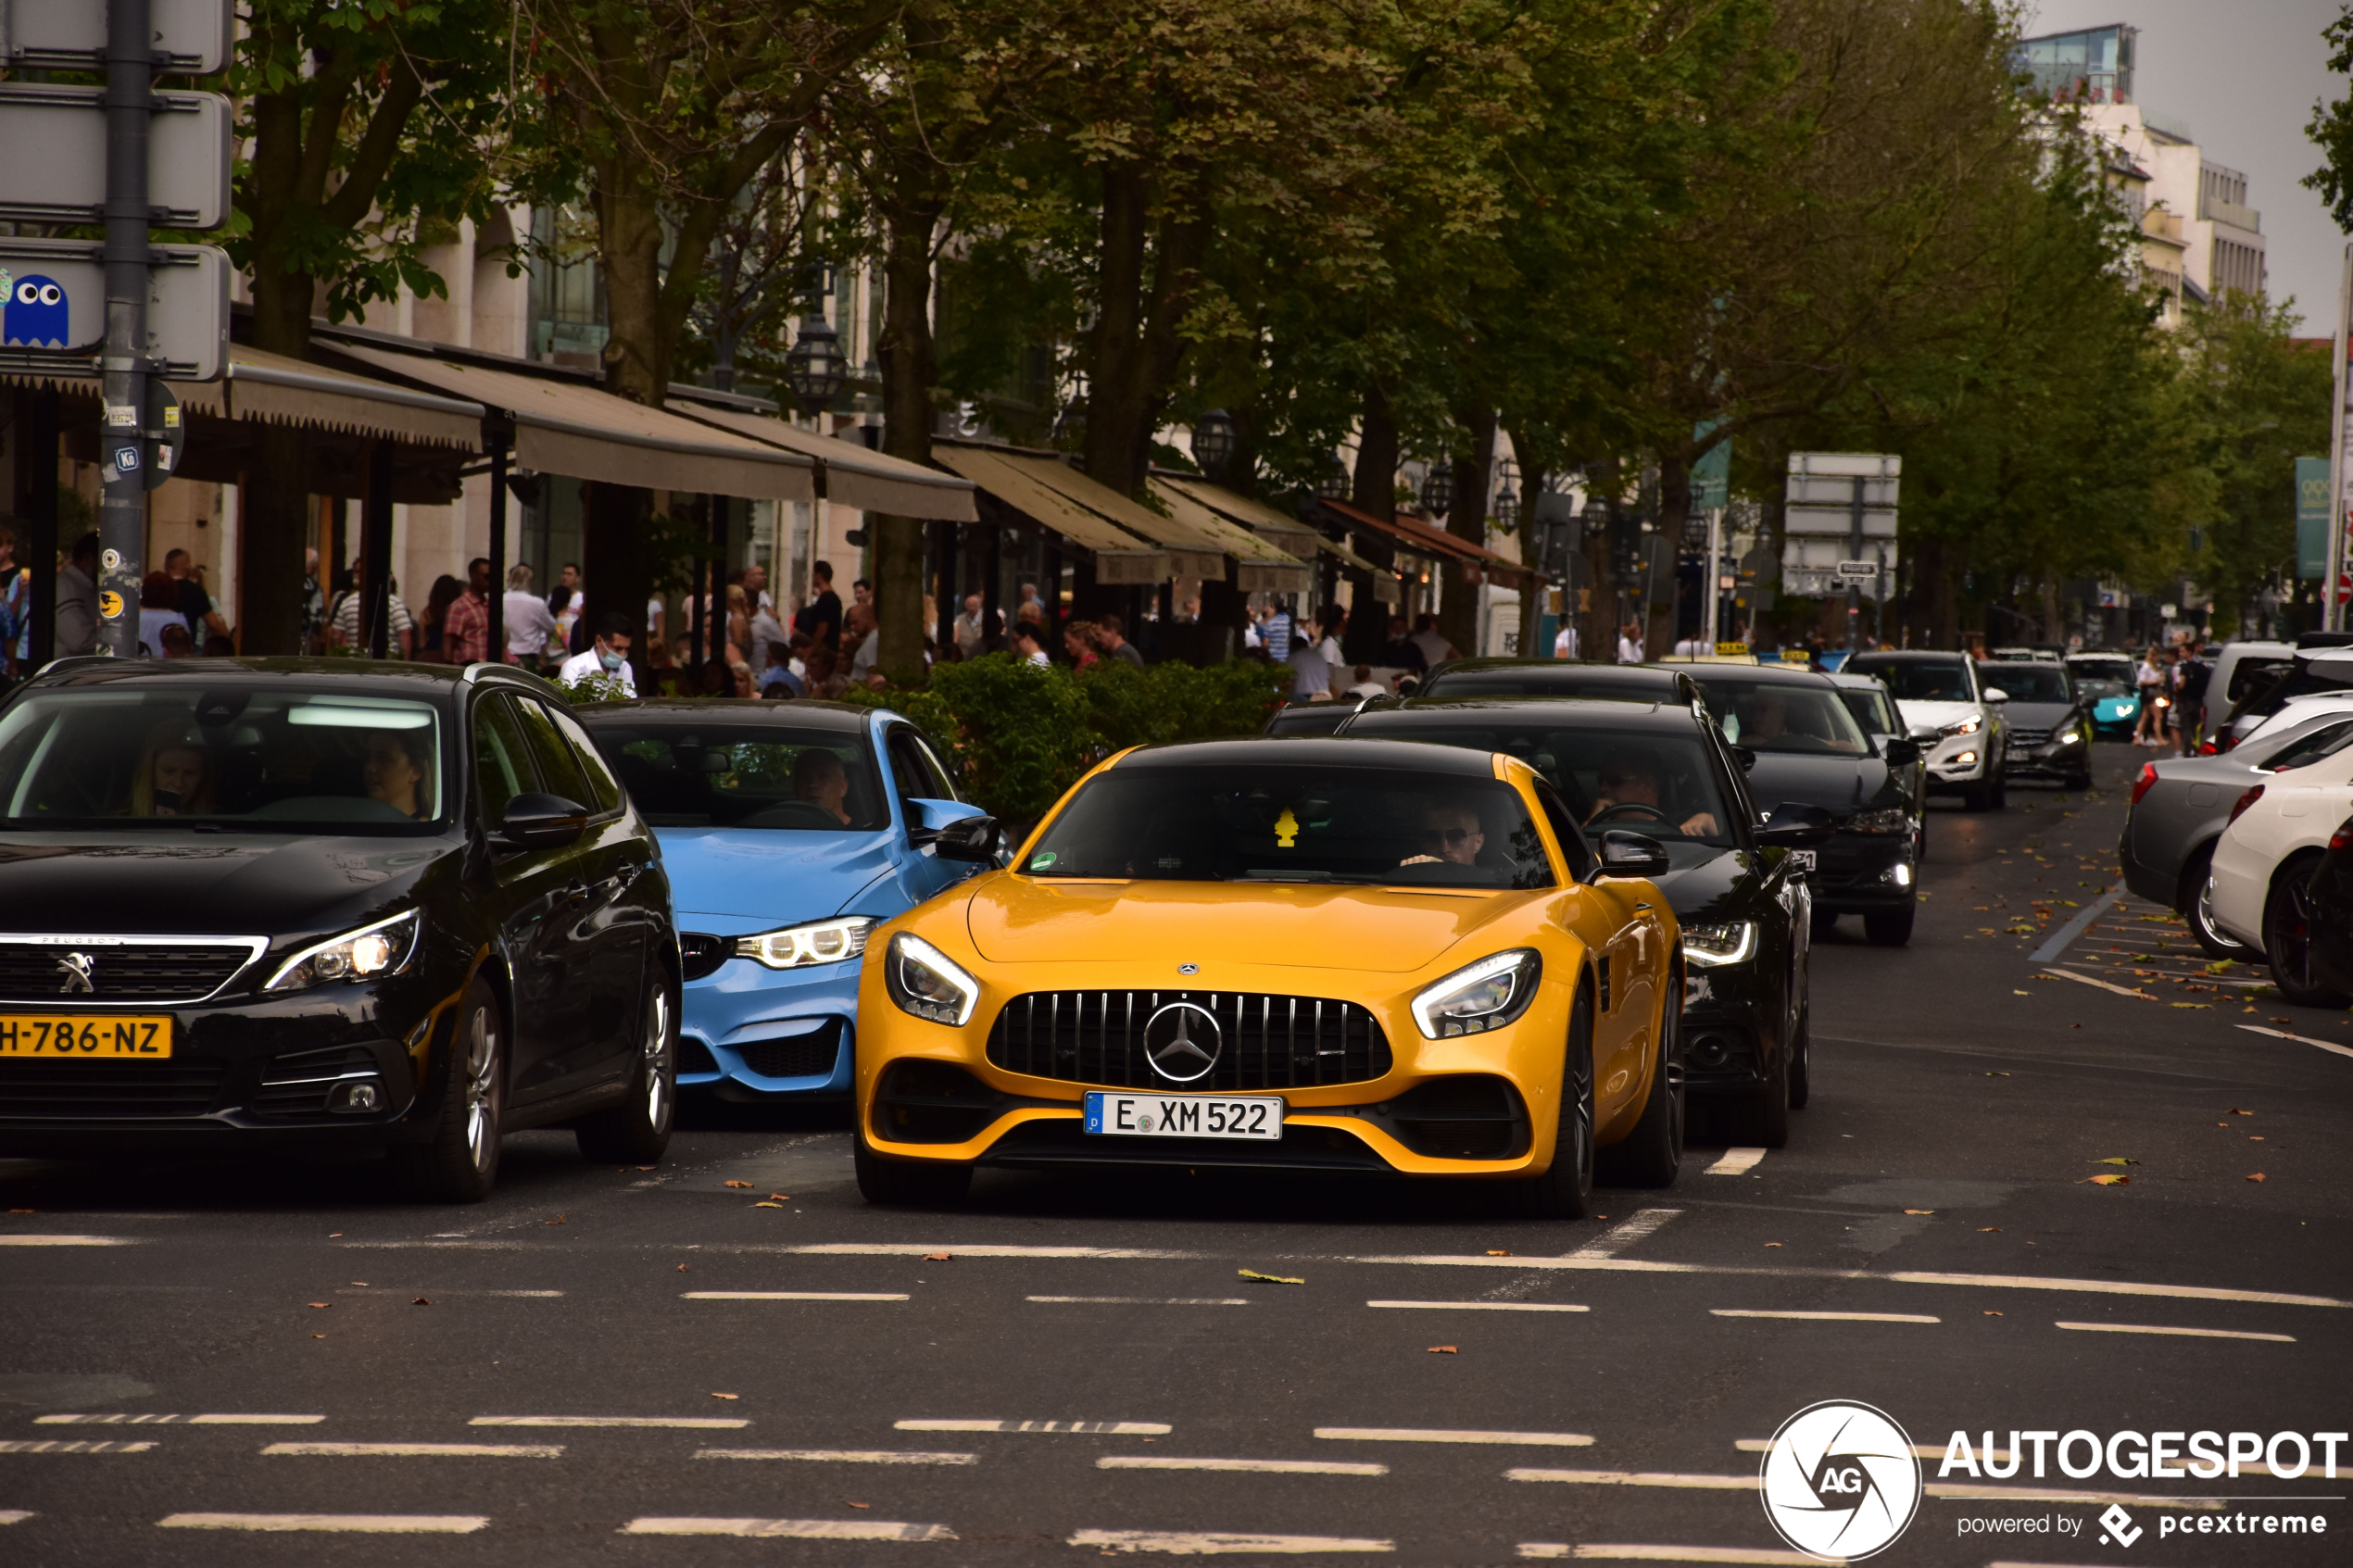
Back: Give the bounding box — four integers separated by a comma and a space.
1681, 921, 1757, 967
883, 933, 980, 1026
2054, 728, 2082, 746
264, 910, 422, 993
736, 916, 873, 970
1845, 807, 1912, 835
1411, 949, 1541, 1039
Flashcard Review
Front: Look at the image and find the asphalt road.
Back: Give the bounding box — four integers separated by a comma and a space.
4, 742, 2349, 1567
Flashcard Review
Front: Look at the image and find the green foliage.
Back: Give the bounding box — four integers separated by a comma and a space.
2309, 6, 2353, 231
551, 669, 638, 706
1077, 659, 1294, 754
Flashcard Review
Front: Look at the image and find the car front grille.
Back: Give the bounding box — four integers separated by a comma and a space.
986, 991, 1391, 1091
2007, 726, 2052, 746
734, 1022, 842, 1081
0, 1059, 229, 1119
679, 934, 729, 982
0, 941, 259, 1003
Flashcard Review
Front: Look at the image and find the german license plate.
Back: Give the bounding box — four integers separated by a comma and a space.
0, 1015, 174, 1059
1084, 1091, 1282, 1140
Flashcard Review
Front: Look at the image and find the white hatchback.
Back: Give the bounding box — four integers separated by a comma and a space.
2208, 740, 2353, 1003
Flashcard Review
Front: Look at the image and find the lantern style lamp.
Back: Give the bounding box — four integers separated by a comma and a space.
1419, 457, 1455, 517
784, 312, 848, 412
1191, 409, 1239, 476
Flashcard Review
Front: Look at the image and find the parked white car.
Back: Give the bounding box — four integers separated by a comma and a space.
2207, 740, 2353, 1004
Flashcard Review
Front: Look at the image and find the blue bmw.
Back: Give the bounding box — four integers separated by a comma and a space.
576, 700, 991, 1102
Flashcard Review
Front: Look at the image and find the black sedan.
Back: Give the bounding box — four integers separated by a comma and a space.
0, 658, 680, 1200
1674, 665, 1924, 946
1975, 660, 2095, 790
1340, 696, 1830, 1146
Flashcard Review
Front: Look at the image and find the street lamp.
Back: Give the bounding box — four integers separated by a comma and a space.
1419, 456, 1454, 517
1191, 409, 1238, 476
784, 310, 847, 412
1314, 456, 1351, 501
1493, 485, 1519, 530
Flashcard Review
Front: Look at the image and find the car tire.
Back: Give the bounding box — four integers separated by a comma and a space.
1787, 998, 1812, 1110
2263, 857, 2353, 1010
854, 1130, 974, 1207
2182, 845, 2253, 961
1864, 903, 1915, 947
1599, 970, 1682, 1189
1511, 985, 1598, 1219
392, 977, 505, 1204
576, 977, 678, 1165
2067, 770, 2094, 792
1810, 907, 1838, 938
1963, 781, 1990, 813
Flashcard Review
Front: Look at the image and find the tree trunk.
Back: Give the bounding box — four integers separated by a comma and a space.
1343, 384, 1399, 660
1437, 408, 1496, 660
1650, 457, 1691, 659
1081, 166, 1205, 497
875, 196, 944, 683
1516, 460, 1547, 659
1579, 462, 1622, 664
237, 83, 323, 658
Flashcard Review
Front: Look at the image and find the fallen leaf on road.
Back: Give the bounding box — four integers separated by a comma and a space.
1239, 1269, 1305, 1285
1978, 1227, 2002, 1233
925, 1252, 952, 1262
327, 1232, 342, 1237
1763, 1242, 1782, 1248
2229, 1108, 2254, 1115
2246, 1173, 2266, 1183
2171, 1002, 2209, 1010
634, 1166, 657, 1172
545, 1214, 566, 1225
1427, 1346, 1458, 1354
753, 1201, 784, 1209
1983, 1311, 2003, 1317
307, 1302, 330, 1309
312, 1333, 326, 1338
1983, 1072, 2010, 1077
2249, 1135, 2264, 1141
723, 1180, 752, 1189
767, 1194, 791, 1201
351, 1282, 367, 1286
2094, 1158, 2137, 1166
412, 1297, 432, 1306
2084, 1174, 2130, 1186
845, 1500, 870, 1509
711, 1392, 739, 1400
7, 1208, 32, 1213
1485, 1249, 1512, 1257
2013, 990, 2031, 997
676, 1263, 690, 1273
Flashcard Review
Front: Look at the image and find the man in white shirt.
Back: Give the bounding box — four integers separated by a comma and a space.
558, 611, 638, 696
953, 594, 987, 659
1553, 623, 1579, 659
1616, 621, 1644, 664
502, 564, 560, 668
746, 602, 787, 678
1345, 663, 1387, 697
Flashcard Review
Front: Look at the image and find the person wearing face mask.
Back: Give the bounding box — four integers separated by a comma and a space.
558, 610, 638, 696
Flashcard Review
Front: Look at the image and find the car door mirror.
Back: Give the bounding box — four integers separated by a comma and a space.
1907, 724, 1941, 745
501, 792, 588, 850
1595, 829, 1670, 879
933, 813, 1001, 863
907, 797, 982, 847
1755, 801, 1834, 848
1984, 688, 2009, 704
1881, 736, 1920, 767
1732, 744, 1758, 772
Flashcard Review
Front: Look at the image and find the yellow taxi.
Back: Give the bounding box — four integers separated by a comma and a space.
852, 738, 1683, 1218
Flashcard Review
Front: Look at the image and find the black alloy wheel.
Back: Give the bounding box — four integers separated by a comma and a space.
2263, 859, 2353, 1010
1513, 985, 1598, 1218
393, 976, 506, 1203
1600, 966, 1683, 1188
576, 978, 678, 1164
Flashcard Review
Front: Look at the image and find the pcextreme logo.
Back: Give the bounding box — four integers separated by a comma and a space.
1759, 1399, 1924, 1562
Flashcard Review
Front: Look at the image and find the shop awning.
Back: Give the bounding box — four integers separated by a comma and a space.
669, 402, 977, 521
1159, 475, 1390, 578
5, 345, 484, 450
1316, 496, 1541, 585
1142, 478, 1313, 593
931, 445, 1169, 583
957, 448, 1222, 580
331, 344, 817, 503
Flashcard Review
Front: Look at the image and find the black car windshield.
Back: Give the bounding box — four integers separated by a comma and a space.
1979, 664, 2071, 703
2070, 657, 2133, 684
0, 686, 446, 830
1850, 660, 1972, 702
1838, 687, 1902, 737
1025, 765, 1556, 889
1353, 722, 1733, 848
1690, 679, 1870, 757
587, 720, 886, 831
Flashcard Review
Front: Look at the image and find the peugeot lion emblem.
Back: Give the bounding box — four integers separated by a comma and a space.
54, 952, 95, 996
1143, 1001, 1221, 1084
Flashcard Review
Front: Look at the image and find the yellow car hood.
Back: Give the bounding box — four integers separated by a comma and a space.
963, 875, 1522, 972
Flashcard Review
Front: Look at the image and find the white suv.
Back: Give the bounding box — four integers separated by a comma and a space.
1843, 652, 2008, 811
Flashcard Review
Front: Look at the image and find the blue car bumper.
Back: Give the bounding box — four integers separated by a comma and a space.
678, 956, 859, 1099
2094, 696, 2139, 733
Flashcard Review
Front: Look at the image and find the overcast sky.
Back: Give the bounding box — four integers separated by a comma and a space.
2024, 1, 2346, 328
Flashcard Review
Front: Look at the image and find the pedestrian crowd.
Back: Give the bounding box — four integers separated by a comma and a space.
2132, 636, 2213, 755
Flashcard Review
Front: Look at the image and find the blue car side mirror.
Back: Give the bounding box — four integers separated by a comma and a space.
909, 797, 993, 857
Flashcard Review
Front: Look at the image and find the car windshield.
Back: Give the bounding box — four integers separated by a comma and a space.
0, 686, 446, 830
587, 720, 886, 831
1349, 721, 1733, 848
2258, 718, 2353, 773
1847, 659, 1973, 703
1690, 679, 1870, 757
1024, 764, 1556, 889
1838, 688, 1901, 737
2070, 657, 2133, 684
1980, 664, 2071, 703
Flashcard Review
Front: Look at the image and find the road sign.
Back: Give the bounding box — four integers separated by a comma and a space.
0, 85, 233, 230
1835, 559, 1879, 582
2297, 457, 2330, 579
1, 0, 233, 73
1691, 417, 1731, 510
2339, 572, 2352, 608
1785, 451, 1899, 537
0, 240, 230, 381
145, 383, 182, 491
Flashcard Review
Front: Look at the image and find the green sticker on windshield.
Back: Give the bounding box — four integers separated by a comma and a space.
1028, 851, 1056, 870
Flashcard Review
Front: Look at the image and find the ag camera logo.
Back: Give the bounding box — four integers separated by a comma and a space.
1760, 1399, 1923, 1561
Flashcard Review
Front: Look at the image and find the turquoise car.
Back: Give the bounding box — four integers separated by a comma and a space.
2067, 654, 2140, 736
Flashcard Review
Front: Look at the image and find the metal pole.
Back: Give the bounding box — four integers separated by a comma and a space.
2328, 241, 2353, 634
1702, 505, 1723, 650
98, 0, 154, 659
364, 442, 394, 659
1845, 475, 1865, 651
688, 494, 709, 672
27, 386, 57, 666
486, 435, 509, 663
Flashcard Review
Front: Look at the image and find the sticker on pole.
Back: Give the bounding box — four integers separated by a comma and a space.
1757, 1399, 1921, 1561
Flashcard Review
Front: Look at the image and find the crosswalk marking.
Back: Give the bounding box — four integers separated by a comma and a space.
159, 1513, 487, 1533
897, 1419, 1170, 1435
1069, 1529, 1393, 1554
1703, 1149, 1766, 1176
0, 1439, 154, 1454
682, 1291, 909, 1301
1315, 1427, 1592, 1447
35, 1413, 322, 1425
622, 1516, 956, 1540
695, 1449, 976, 1465
1571, 1209, 1683, 1258
470, 1415, 748, 1429
1099, 1456, 1387, 1475
263, 1442, 560, 1458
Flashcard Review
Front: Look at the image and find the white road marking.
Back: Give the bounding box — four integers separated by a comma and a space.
470, 1415, 749, 1429
263, 1442, 560, 1458
160, 1513, 487, 1533
0, 1510, 29, 1524
898, 1419, 1170, 1435
1711, 1310, 1940, 1323
622, 1516, 955, 1541
1315, 1427, 1592, 1448
1703, 1149, 1765, 1176
0, 1236, 136, 1246
681, 1291, 910, 1301
2040, 967, 2154, 1000
1509, 1470, 1756, 1490
2056, 1321, 2296, 1343
1366, 1300, 1588, 1312
2239, 1023, 2353, 1060
0, 1439, 154, 1453
334, 1287, 562, 1298
1068, 1529, 1393, 1554
777, 1244, 1198, 1259
1734, 1441, 2014, 1463
1506, 1470, 2221, 1510
36, 1413, 322, 1425
1519, 1547, 1834, 1564
1571, 1209, 1683, 1257
1099, 1456, 1388, 1476
696, 1449, 977, 1465
1030, 1297, 1251, 1306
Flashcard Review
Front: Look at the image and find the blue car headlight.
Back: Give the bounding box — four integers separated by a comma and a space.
736, 916, 873, 969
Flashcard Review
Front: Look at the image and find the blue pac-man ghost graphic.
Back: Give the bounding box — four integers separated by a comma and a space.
4, 275, 69, 349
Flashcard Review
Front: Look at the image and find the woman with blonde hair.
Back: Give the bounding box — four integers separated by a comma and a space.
129, 723, 216, 816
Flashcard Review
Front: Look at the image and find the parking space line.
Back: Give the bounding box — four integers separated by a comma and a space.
0, 1439, 154, 1453
1704, 1150, 1766, 1176
1099, 1456, 1388, 1476
2029, 884, 2122, 961
1315, 1427, 1592, 1447
1506, 1470, 2222, 1510
1366, 1301, 1588, 1312
622, 1516, 956, 1540
1572, 1209, 1684, 1258
2056, 1321, 2295, 1343
35, 1413, 321, 1425
696, 1449, 977, 1464
777, 1244, 1198, 1260
2040, 968, 2154, 1000
681, 1291, 910, 1301
470, 1415, 749, 1429
1519, 1547, 1832, 1564
1711, 1310, 1940, 1323
1067, 1529, 1393, 1554
897, 1419, 1170, 1435
263, 1442, 561, 1458
2238, 1023, 2353, 1061
160, 1513, 487, 1533
0, 1236, 137, 1246
1029, 1297, 1251, 1306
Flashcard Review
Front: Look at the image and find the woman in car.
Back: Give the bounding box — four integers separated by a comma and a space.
792, 748, 853, 825
362, 729, 434, 819
129, 724, 216, 817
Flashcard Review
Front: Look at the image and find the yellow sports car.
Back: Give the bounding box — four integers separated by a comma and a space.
852, 737, 1684, 1217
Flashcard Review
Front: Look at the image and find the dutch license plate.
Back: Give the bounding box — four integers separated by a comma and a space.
0, 1015, 174, 1059
1084, 1091, 1283, 1141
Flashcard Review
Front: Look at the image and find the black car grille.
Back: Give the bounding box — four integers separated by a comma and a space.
679, 934, 730, 983
678, 1036, 720, 1076
986, 991, 1391, 1091
251, 1045, 382, 1117
2007, 726, 2052, 746
0, 1059, 228, 1118
734, 1022, 842, 1081
0, 943, 254, 1003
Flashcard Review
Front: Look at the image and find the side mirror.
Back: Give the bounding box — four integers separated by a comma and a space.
1881, 736, 1921, 767
1595, 829, 1670, 879
1984, 688, 2009, 704
933, 813, 1002, 863
1907, 725, 1940, 745
1732, 745, 1758, 772
502, 792, 588, 850
906, 797, 982, 847
1755, 801, 1834, 848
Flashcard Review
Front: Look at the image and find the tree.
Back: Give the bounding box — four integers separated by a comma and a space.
2308, 5, 2353, 232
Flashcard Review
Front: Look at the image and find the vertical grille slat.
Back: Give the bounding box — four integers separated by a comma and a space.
985, 990, 1391, 1091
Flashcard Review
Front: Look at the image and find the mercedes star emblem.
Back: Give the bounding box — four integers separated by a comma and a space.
1143, 1000, 1221, 1084
1177, 962, 1200, 975
54, 952, 95, 996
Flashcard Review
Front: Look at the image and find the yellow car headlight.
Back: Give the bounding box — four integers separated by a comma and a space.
265, 910, 422, 993
884, 933, 980, 1026
1411, 949, 1541, 1039
736, 916, 873, 969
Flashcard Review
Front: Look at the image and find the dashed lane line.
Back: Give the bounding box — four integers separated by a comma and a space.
1029, 1297, 1251, 1306
681, 1291, 909, 1301
159, 1513, 488, 1533
1571, 1209, 1683, 1258
263, 1442, 561, 1458
1098, 1457, 1388, 1476
773, 1244, 1198, 1260
2055, 1321, 2295, 1343
1519, 1548, 1833, 1564
35, 1413, 321, 1425
1366, 1301, 1588, 1312
0, 1510, 28, 1524
2239, 1023, 2353, 1061
1068, 1529, 1393, 1554
695, 1449, 977, 1465
336, 1287, 562, 1298
0, 1440, 154, 1453
0, 1236, 137, 1246
2040, 968, 2154, 1001
622, 1517, 956, 1541
1703, 1150, 1765, 1176
897, 1419, 1170, 1436
1504, 1471, 2223, 1510
470, 1415, 749, 1429
1315, 1428, 1592, 1448
1710, 1310, 1940, 1323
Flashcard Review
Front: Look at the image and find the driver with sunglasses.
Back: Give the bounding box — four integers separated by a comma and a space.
1399, 801, 1485, 867
1592, 757, 1718, 837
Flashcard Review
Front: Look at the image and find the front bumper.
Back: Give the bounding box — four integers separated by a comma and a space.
679, 954, 858, 1099
1809, 830, 1918, 912
1922, 730, 1994, 790
2004, 734, 2091, 778
1680, 962, 1776, 1095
